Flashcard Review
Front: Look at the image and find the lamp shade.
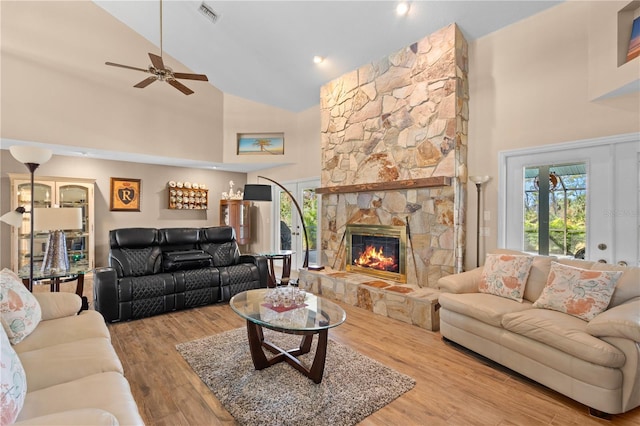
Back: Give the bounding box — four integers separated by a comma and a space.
33, 208, 83, 232
9, 146, 52, 165
243, 184, 273, 202
469, 175, 491, 185
0, 207, 26, 228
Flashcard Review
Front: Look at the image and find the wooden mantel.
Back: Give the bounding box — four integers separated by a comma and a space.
315, 176, 452, 195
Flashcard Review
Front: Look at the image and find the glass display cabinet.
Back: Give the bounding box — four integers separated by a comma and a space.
9, 174, 95, 274
220, 200, 251, 246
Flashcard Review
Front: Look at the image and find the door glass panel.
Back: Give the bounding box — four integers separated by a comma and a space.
302, 186, 318, 264
279, 192, 292, 251
523, 163, 587, 258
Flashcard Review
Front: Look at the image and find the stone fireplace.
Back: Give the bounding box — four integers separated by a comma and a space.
345, 224, 406, 282
317, 24, 469, 288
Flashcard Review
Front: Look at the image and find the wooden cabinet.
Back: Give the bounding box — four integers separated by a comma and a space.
220, 200, 251, 245
9, 174, 95, 273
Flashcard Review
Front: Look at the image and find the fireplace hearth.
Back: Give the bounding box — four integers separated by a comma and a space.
346, 224, 407, 283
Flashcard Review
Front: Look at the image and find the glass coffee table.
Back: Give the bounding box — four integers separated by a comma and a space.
229, 288, 346, 383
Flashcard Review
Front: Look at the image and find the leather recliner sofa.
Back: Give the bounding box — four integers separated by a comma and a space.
93, 226, 268, 322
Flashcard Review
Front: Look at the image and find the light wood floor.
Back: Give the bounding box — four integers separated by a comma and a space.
106, 299, 640, 426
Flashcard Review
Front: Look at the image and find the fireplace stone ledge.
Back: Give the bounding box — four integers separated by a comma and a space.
298, 268, 440, 331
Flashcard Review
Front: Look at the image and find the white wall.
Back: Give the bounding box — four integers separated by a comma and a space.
467, 0, 640, 270
0, 152, 247, 269
1, 1, 224, 163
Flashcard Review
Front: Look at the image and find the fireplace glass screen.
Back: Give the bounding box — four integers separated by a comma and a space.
345, 224, 406, 282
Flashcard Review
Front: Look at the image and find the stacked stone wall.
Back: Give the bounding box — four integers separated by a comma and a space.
319, 24, 468, 287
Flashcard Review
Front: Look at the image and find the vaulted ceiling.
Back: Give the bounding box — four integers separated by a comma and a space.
94, 1, 562, 112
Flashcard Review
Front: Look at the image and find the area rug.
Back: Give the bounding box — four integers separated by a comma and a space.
176, 327, 415, 426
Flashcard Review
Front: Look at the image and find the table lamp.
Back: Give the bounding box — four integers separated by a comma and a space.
34, 207, 83, 273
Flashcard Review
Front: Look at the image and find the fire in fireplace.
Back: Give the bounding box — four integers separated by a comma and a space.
345, 224, 407, 282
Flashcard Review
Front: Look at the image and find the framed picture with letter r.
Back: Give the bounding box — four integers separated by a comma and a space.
110, 177, 141, 211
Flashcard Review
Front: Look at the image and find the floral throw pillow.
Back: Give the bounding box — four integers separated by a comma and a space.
533, 262, 622, 321
0, 325, 27, 424
478, 254, 534, 302
0, 268, 42, 344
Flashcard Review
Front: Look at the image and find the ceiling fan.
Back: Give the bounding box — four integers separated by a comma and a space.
105, 0, 208, 95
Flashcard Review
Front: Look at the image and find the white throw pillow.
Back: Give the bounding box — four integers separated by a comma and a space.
0, 325, 27, 424
478, 254, 534, 302
0, 268, 42, 344
533, 262, 622, 321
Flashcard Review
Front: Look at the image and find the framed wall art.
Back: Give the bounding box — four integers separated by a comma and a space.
237, 133, 284, 155
110, 177, 141, 211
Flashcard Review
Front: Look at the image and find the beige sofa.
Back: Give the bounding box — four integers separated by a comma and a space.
437, 250, 640, 417
10, 292, 144, 425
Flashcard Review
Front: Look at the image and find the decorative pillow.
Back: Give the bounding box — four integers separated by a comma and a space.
478, 254, 534, 302
533, 262, 622, 321
0, 325, 27, 425
0, 268, 42, 344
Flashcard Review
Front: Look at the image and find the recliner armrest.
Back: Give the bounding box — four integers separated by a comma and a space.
93, 267, 120, 322
239, 254, 269, 288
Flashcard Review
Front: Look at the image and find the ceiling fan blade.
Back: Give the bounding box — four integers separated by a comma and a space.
134, 76, 158, 88
168, 79, 194, 95
148, 53, 165, 70
173, 72, 209, 82
105, 62, 149, 73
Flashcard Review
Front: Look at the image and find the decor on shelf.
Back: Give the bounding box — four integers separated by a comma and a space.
244, 176, 309, 268
110, 177, 141, 211
0, 146, 52, 291
167, 180, 208, 210
469, 175, 491, 268
221, 180, 244, 200
34, 207, 83, 273
237, 133, 284, 155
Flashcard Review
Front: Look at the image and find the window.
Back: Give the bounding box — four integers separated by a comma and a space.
523, 163, 586, 258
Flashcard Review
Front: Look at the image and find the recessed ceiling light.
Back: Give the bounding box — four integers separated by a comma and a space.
396, 2, 410, 16
313, 56, 324, 64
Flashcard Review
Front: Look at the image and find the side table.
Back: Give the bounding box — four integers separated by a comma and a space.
259, 251, 294, 287
19, 267, 90, 298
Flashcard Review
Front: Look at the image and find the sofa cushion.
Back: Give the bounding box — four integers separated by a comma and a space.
0, 325, 27, 425
13, 310, 109, 353
13, 408, 119, 426
438, 292, 533, 327
502, 308, 626, 368
478, 254, 534, 302
18, 337, 124, 392
0, 268, 42, 344
533, 262, 622, 321
16, 371, 144, 425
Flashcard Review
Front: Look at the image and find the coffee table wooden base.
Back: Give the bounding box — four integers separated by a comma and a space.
246, 320, 328, 384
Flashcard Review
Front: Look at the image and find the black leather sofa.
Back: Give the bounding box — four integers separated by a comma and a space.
93, 226, 268, 322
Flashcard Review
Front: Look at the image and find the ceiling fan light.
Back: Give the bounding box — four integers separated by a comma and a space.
313, 55, 324, 64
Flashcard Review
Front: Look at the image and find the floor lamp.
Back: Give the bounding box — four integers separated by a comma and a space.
243, 176, 310, 268
2, 146, 53, 291
469, 175, 490, 268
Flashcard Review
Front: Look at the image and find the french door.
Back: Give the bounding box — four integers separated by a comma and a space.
500, 133, 639, 266
273, 178, 320, 270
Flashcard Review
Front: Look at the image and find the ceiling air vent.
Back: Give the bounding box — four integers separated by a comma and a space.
198, 2, 219, 24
